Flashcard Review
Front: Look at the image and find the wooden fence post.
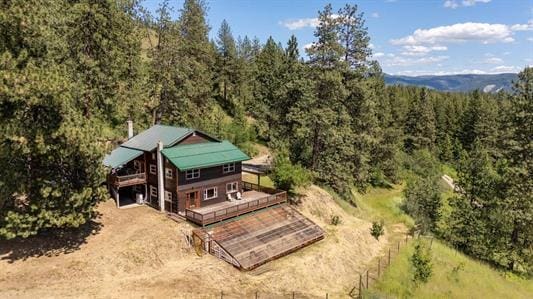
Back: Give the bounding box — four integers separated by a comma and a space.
397, 241, 400, 252
366, 270, 369, 289
378, 257, 381, 278
405, 233, 408, 244
220, 291, 223, 299
292, 291, 295, 299
359, 274, 363, 299
255, 291, 258, 299
326, 293, 328, 299
388, 248, 391, 265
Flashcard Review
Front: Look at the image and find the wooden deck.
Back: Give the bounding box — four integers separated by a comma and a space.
193, 205, 324, 270
108, 173, 146, 188
185, 183, 287, 226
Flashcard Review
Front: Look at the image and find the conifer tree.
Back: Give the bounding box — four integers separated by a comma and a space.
404, 88, 437, 152
215, 20, 238, 112
0, 1, 106, 238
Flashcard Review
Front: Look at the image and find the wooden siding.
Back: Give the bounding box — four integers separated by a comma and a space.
177, 174, 242, 213
176, 132, 215, 145
177, 162, 242, 185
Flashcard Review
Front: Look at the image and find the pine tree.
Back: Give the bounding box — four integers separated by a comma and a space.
0, 1, 106, 238
148, 0, 180, 124
305, 4, 353, 195
337, 3, 371, 70
404, 88, 436, 152
459, 90, 499, 154
66, 0, 145, 123
499, 67, 533, 273
215, 20, 238, 113
174, 0, 214, 127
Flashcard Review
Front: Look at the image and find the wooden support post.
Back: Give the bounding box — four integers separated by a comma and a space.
292, 291, 295, 299
257, 174, 260, 187
405, 233, 408, 244
366, 270, 369, 289
359, 274, 363, 299
397, 241, 400, 252
378, 257, 381, 278
388, 248, 391, 265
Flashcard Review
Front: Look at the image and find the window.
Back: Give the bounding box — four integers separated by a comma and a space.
150, 185, 157, 199
226, 182, 238, 193
164, 191, 172, 202
133, 160, 141, 170
151, 153, 156, 160
223, 163, 235, 173
165, 168, 173, 179
203, 187, 218, 200
149, 164, 156, 175
186, 169, 200, 180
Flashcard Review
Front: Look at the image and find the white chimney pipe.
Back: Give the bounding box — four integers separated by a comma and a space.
127, 120, 134, 139
157, 140, 165, 212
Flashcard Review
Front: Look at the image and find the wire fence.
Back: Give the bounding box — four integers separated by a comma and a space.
349, 233, 415, 298
213, 233, 431, 299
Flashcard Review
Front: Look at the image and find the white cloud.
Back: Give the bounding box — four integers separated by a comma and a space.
444, 0, 491, 9
280, 14, 341, 30
490, 65, 520, 73
462, 0, 491, 7
527, 37, 533, 42
303, 43, 314, 50
369, 43, 375, 49
280, 18, 319, 30
510, 20, 533, 31
483, 57, 503, 64
373, 52, 385, 57
382, 55, 449, 67
390, 22, 516, 46
401, 45, 448, 56
371, 12, 380, 18
444, 0, 459, 9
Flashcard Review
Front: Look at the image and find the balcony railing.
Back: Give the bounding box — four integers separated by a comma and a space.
185, 182, 287, 226
109, 172, 146, 188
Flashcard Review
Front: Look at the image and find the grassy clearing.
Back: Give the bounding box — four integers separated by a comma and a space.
242, 173, 275, 189
329, 184, 414, 229
366, 239, 533, 299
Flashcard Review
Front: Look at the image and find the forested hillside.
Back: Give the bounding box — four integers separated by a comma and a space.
384, 73, 517, 92
0, 0, 531, 277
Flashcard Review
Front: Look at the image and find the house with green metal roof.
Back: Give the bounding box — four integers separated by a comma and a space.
103, 122, 286, 225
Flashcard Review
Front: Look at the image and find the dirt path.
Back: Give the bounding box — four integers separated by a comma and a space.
0, 185, 396, 298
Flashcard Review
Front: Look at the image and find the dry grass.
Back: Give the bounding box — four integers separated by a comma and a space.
0, 184, 394, 298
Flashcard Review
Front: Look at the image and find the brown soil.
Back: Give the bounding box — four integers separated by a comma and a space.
0, 185, 393, 298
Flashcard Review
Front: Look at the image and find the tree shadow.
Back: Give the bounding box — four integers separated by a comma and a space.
0, 212, 103, 263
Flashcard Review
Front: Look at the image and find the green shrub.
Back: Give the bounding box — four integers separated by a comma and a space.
271, 152, 312, 192
411, 241, 433, 285
331, 215, 341, 226
370, 220, 385, 241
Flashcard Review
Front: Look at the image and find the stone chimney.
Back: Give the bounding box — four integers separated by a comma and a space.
127, 120, 134, 139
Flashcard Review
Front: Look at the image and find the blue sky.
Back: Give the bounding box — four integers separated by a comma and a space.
143, 0, 532, 76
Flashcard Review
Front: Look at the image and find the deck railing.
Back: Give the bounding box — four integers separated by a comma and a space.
186, 182, 287, 226
109, 172, 146, 188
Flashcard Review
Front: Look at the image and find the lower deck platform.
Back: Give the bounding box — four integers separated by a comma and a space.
193, 205, 324, 270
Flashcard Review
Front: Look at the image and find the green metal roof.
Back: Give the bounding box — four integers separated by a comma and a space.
103, 146, 143, 168
120, 125, 192, 152
161, 141, 250, 170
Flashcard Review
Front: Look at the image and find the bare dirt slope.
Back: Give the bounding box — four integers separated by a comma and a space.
0, 185, 392, 299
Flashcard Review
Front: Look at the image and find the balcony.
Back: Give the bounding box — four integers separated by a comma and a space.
185, 182, 287, 226
108, 172, 146, 188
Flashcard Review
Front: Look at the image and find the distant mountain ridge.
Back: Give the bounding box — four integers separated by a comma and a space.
384, 73, 517, 93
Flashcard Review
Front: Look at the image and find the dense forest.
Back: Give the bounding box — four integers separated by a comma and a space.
0, 0, 531, 275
